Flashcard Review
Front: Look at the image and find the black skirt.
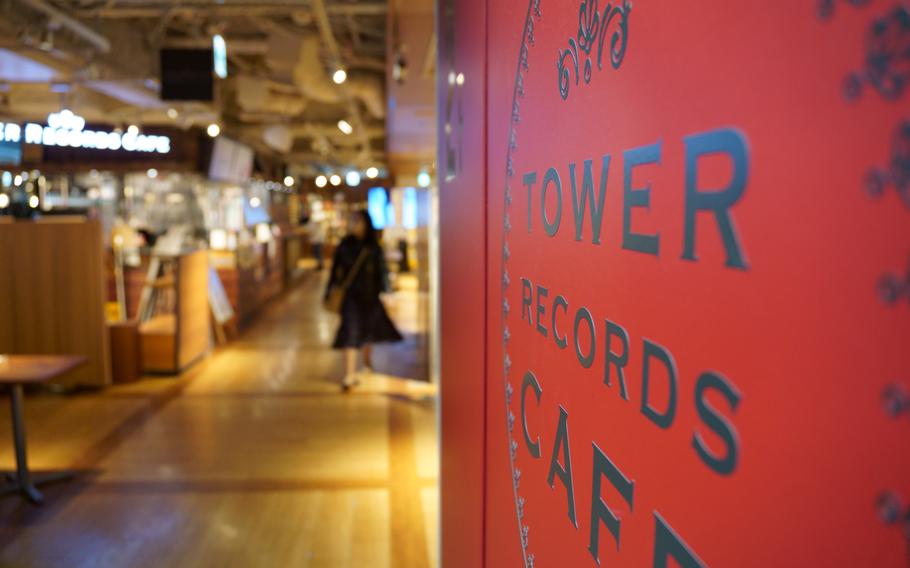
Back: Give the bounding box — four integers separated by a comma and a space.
332, 295, 403, 349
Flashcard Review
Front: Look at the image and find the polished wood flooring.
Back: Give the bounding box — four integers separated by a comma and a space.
0, 273, 439, 568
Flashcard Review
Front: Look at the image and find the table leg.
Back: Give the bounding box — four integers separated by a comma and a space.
10, 385, 42, 504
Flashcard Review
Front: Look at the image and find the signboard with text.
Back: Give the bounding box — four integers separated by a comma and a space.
484, 1, 910, 566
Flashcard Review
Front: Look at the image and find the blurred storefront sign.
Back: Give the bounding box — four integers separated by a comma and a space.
0, 110, 171, 154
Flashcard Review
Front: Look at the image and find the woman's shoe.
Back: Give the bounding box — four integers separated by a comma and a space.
341, 374, 361, 392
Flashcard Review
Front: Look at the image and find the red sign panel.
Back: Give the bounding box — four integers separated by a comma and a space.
484, 1, 910, 566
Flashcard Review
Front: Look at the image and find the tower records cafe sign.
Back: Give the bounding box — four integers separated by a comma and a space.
0, 110, 171, 154
488, 0, 910, 566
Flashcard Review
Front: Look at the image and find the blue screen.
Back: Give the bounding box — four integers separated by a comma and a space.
368, 187, 391, 229
402, 187, 418, 229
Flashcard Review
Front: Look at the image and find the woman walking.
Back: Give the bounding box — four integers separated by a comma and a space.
325, 210, 403, 390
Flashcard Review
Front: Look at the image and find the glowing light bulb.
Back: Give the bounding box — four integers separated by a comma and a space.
0, 193, 9, 208
366, 167, 379, 179
147, 168, 158, 179
329, 174, 342, 186
332, 69, 347, 84
337, 120, 353, 135
207, 123, 221, 137
417, 171, 431, 187
28, 195, 39, 208
283, 175, 294, 187
345, 171, 361, 186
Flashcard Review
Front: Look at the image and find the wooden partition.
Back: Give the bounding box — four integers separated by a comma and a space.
0, 220, 111, 387
139, 250, 210, 373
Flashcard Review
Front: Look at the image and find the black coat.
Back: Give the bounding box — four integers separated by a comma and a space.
327, 236, 403, 348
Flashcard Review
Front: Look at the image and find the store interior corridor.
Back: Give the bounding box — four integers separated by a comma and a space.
0, 272, 438, 568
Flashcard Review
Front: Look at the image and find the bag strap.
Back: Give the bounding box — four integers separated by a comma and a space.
338, 246, 372, 292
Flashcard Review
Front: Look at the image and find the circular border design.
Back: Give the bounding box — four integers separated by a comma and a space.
501, 2, 542, 567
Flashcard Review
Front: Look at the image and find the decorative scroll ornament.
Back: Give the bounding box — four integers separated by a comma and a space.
866, 119, 910, 207
817, 0, 871, 20
866, 117, 910, 308
556, 0, 631, 100
843, 4, 910, 102
877, 254, 910, 305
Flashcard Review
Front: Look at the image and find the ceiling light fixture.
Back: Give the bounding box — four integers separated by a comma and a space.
365, 167, 379, 179
337, 120, 353, 135
329, 174, 342, 186
332, 68, 347, 84
417, 171, 431, 187
207, 123, 221, 137
315, 175, 327, 188
283, 175, 295, 187
346, 171, 361, 187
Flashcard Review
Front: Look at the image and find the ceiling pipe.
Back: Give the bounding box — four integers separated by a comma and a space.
311, 0, 373, 165
14, 0, 112, 53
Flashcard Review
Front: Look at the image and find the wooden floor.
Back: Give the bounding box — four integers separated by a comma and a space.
0, 273, 439, 568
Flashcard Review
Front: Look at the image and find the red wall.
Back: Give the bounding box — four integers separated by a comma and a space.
437, 0, 487, 565
442, 1, 910, 566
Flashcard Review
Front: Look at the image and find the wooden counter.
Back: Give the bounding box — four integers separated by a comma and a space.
211, 240, 283, 331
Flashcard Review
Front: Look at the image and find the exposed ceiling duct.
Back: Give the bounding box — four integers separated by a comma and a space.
266, 32, 386, 122
286, 33, 343, 105
0, 0, 392, 172
14, 0, 111, 53
347, 75, 385, 119
232, 75, 308, 116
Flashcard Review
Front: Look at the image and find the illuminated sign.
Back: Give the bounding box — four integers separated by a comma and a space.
213, 34, 228, 79
0, 110, 171, 154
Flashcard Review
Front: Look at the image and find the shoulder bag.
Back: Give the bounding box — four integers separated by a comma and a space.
323, 247, 371, 314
